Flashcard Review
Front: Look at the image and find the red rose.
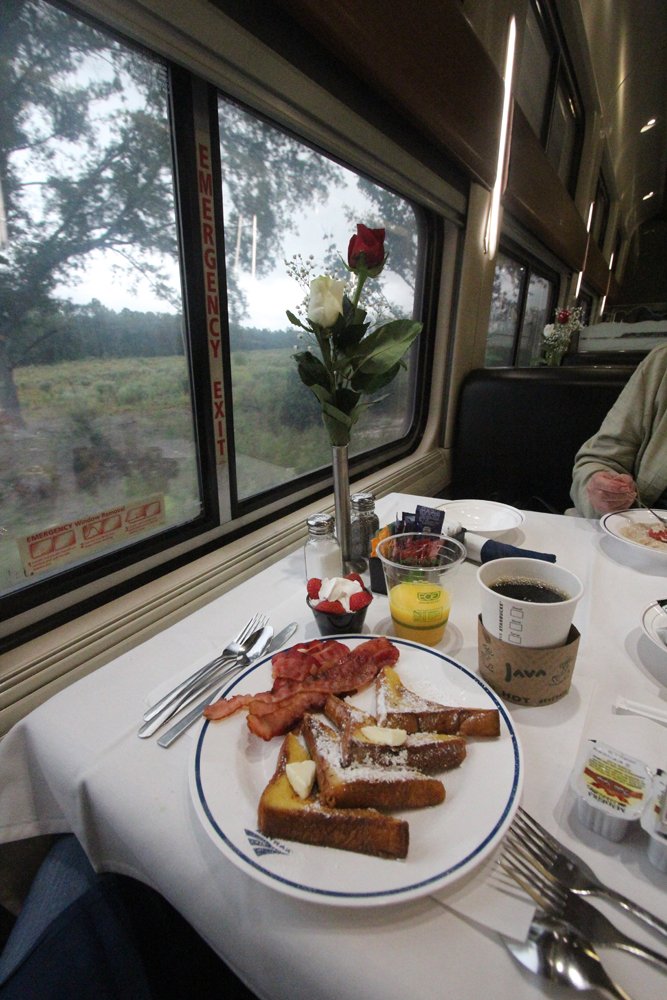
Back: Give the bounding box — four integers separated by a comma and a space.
347, 224, 386, 270
557, 310, 570, 325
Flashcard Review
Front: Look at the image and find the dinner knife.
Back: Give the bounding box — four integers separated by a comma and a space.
157, 621, 298, 748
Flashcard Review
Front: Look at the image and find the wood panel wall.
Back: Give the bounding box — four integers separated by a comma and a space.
270, 0, 612, 295
273, 0, 503, 189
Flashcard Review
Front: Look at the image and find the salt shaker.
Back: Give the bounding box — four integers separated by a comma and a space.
349, 492, 379, 572
304, 513, 342, 581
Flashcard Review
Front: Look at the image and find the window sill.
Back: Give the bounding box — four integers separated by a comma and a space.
0, 446, 448, 735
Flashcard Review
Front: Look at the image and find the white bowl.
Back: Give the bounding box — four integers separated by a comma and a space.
438, 499, 525, 538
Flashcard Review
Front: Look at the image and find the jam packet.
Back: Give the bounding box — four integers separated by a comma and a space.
569, 739, 651, 841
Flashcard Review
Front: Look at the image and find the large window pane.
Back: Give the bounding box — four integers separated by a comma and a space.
546, 80, 577, 188
484, 254, 525, 366
217, 97, 420, 500
515, 273, 552, 366
0, 0, 200, 596
515, 3, 552, 139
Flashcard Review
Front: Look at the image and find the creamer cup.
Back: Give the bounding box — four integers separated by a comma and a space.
477, 557, 583, 649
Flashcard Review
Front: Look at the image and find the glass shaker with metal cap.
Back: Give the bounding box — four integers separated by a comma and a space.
304, 512, 342, 581
349, 492, 380, 572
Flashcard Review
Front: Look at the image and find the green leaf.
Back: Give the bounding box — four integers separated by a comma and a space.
350, 361, 402, 393
310, 383, 332, 406
348, 394, 390, 425
333, 387, 361, 415
286, 310, 310, 330
320, 402, 352, 446
293, 351, 331, 391
333, 321, 369, 354
347, 319, 422, 375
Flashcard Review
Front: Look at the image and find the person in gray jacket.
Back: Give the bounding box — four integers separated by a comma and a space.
571, 344, 667, 518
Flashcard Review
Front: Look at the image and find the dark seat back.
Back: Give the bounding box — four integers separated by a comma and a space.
449, 366, 635, 513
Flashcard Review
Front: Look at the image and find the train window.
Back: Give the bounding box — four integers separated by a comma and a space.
217, 97, 421, 502
515, 0, 583, 196
484, 247, 557, 367
590, 173, 610, 251
0, 0, 442, 641
515, 0, 553, 140
0, 0, 202, 601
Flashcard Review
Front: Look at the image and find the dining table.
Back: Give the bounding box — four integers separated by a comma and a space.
1, 492, 666, 1000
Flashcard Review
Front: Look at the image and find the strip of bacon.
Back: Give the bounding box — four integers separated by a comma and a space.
203, 693, 254, 721
205, 637, 400, 739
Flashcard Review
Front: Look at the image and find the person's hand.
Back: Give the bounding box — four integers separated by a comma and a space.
586, 471, 637, 514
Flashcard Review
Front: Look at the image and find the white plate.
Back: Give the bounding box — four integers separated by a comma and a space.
601, 509, 667, 554
438, 500, 525, 537
640, 600, 667, 654
190, 635, 523, 907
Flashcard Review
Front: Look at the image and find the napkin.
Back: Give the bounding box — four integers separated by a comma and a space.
464, 531, 556, 564
431, 845, 535, 941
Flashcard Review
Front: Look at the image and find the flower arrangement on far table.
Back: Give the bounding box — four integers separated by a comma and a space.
286, 224, 422, 447
542, 306, 585, 366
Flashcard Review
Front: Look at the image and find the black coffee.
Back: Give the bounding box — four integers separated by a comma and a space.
490, 576, 569, 603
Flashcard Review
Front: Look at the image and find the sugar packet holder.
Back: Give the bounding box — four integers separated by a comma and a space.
369, 506, 460, 594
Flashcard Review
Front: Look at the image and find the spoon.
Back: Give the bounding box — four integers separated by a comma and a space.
138, 625, 272, 738
505, 914, 634, 1000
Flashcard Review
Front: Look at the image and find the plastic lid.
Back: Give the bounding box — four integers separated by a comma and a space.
569, 739, 650, 822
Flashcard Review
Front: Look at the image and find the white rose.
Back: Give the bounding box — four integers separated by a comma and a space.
543, 324, 554, 337
307, 275, 345, 328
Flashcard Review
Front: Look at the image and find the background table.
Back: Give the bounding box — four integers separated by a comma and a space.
1, 494, 667, 1000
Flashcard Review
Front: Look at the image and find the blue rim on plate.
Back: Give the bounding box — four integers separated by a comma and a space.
191, 635, 523, 906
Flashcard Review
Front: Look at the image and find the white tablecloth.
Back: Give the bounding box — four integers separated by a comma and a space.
1, 494, 667, 1000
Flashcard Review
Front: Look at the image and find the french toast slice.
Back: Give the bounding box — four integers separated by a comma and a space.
376, 666, 501, 737
257, 733, 409, 859
324, 694, 466, 772
302, 715, 445, 810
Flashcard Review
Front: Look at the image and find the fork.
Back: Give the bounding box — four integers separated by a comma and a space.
636, 498, 667, 527
143, 614, 266, 723
514, 808, 667, 940
499, 833, 667, 973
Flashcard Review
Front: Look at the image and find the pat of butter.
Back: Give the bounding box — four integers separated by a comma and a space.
360, 726, 407, 747
286, 760, 317, 799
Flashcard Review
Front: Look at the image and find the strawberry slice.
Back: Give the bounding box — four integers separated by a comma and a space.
316, 599, 346, 614
345, 572, 364, 587
307, 577, 322, 600
349, 590, 373, 611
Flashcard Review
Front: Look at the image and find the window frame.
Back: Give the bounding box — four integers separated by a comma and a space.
0, 0, 455, 650
485, 238, 559, 368
518, 0, 584, 197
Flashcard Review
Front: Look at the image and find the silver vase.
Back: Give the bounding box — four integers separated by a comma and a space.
332, 444, 350, 570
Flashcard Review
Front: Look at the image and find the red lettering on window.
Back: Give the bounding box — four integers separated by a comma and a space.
207, 295, 219, 316
201, 197, 212, 221
209, 337, 220, 358
214, 401, 225, 419
217, 420, 224, 438
208, 318, 220, 337
217, 439, 225, 457
204, 248, 216, 269
206, 272, 217, 292
213, 381, 223, 399
202, 222, 214, 245
198, 143, 210, 170
198, 169, 212, 195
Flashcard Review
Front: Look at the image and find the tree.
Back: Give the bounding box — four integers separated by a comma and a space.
0, 0, 343, 423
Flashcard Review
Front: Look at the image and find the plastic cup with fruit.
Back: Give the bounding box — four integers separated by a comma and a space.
307, 574, 373, 635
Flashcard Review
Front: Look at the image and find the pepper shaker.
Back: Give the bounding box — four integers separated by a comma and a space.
349, 492, 379, 572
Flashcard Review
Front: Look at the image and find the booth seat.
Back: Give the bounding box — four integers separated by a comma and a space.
448, 366, 635, 514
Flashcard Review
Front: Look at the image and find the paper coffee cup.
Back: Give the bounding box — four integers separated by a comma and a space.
477, 557, 583, 649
